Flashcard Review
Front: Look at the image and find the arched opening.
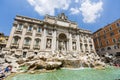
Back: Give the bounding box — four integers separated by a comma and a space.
23, 51, 27, 58
58, 33, 67, 51
34, 38, 41, 46
59, 33, 67, 40
12, 36, 21, 44
24, 37, 31, 45
90, 44, 93, 50
107, 47, 111, 50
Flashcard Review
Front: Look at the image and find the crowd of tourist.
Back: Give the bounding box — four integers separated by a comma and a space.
0, 65, 12, 80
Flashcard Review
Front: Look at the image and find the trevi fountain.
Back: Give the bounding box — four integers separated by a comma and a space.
0, 13, 120, 80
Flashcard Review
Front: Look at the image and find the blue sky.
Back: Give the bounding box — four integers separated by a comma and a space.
0, 0, 120, 36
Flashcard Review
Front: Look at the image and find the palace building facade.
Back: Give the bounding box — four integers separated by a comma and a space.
3, 13, 95, 58
93, 19, 120, 56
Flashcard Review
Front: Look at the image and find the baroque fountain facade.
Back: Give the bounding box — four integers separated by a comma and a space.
1, 13, 104, 72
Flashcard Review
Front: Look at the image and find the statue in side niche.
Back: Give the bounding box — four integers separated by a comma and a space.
46, 39, 51, 48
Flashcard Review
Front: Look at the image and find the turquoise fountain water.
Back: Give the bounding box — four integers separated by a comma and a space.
6, 67, 120, 80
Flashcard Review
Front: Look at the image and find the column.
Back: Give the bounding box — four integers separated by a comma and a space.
91, 38, 96, 52
86, 38, 90, 53
41, 25, 46, 50
81, 37, 85, 52
52, 29, 56, 51
19, 23, 27, 49
6, 23, 17, 48
30, 26, 36, 50
69, 33, 72, 51
76, 34, 80, 51
56, 39, 58, 50
67, 40, 69, 51
83, 43, 86, 53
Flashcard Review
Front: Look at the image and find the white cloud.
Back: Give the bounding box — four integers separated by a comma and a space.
27, 0, 103, 23
75, 0, 79, 3
79, 0, 103, 23
27, 0, 71, 16
70, 8, 80, 14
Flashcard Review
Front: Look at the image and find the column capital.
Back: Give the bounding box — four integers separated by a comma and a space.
13, 21, 18, 27
24, 23, 28, 28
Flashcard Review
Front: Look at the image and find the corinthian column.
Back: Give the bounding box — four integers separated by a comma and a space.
76, 34, 80, 51
19, 23, 27, 49
30, 25, 37, 50
52, 28, 57, 51
69, 33, 72, 51
41, 25, 47, 50
6, 22, 17, 48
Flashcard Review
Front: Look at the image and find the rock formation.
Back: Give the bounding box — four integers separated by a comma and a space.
0, 51, 105, 73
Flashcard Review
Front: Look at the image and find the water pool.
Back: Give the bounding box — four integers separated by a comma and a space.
6, 67, 120, 80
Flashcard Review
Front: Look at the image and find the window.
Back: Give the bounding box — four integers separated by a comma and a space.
118, 30, 120, 33
12, 37, 20, 44
106, 41, 109, 45
107, 47, 111, 50
104, 30, 106, 34
110, 32, 114, 36
104, 35, 106, 39
35, 39, 40, 46
98, 37, 101, 41
115, 52, 120, 57
28, 26, 32, 31
97, 33, 100, 36
23, 52, 27, 58
118, 38, 120, 43
13, 38, 19, 44
37, 27, 41, 32
90, 45, 93, 50
112, 39, 116, 43
116, 23, 120, 27
17, 24, 23, 30
24, 38, 31, 45
109, 27, 112, 30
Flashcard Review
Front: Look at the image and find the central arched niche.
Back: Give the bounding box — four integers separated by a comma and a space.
58, 33, 67, 51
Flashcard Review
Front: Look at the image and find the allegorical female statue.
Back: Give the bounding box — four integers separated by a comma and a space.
46, 39, 51, 48
59, 41, 66, 51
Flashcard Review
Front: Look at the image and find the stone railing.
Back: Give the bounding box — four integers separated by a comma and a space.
11, 43, 19, 48
36, 32, 42, 37
23, 44, 30, 49
26, 31, 32, 36
33, 45, 40, 50
14, 29, 22, 35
